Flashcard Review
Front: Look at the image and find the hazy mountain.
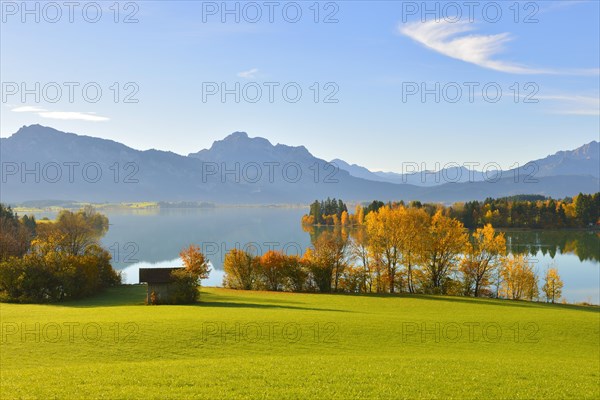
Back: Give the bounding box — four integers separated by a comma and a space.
0, 124, 209, 202
189, 132, 316, 165
331, 159, 491, 186
1, 125, 422, 204
329, 159, 387, 182
1, 125, 597, 205
333, 141, 599, 186
509, 141, 599, 179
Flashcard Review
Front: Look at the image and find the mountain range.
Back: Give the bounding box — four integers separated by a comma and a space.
1, 125, 598, 204
331, 140, 599, 186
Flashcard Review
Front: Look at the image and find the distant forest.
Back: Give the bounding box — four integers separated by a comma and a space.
303, 193, 600, 229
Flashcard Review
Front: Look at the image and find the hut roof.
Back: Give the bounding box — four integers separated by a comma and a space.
139, 267, 182, 284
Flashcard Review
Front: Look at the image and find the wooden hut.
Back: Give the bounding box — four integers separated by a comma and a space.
139, 267, 183, 304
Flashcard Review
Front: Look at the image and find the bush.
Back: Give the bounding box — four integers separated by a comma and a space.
0, 248, 121, 303
169, 268, 200, 304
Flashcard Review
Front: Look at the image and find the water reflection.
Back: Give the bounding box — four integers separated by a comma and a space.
503, 230, 600, 263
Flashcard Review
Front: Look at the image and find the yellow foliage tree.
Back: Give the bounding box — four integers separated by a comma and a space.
354, 204, 365, 225
500, 255, 539, 300
419, 211, 468, 294
223, 248, 259, 290
460, 224, 506, 297
260, 250, 287, 291
542, 267, 563, 303
399, 207, 429, 294
365, 206, 404, 293
340, 211, 349, 226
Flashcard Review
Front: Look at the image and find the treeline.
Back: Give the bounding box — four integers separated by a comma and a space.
0, 205, 120, 303
303, 198, 349, 225
302, 193, 600, 229
158, 201, 216, 209
453, 193, 599, 229
227, 205, 565, 303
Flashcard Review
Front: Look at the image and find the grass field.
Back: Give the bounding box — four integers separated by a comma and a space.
1, 286, 598, 399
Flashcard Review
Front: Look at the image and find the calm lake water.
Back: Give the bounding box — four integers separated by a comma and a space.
34, 208, 600, 304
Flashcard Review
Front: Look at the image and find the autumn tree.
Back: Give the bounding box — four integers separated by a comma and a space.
0, 234, 119, 303
308, 231, 349, 292
167, 245, 212, 303
419, 211, 467, 294
349, 226, 372, 293
45, 206, 109, 256
260, 250, 287, 291
340, 211, 349, 226
500, 255, 539, 301
400, 207, 429, 294
460, 224, 506, 297
364, 200, 385, 216
223, 248, 259, 290
366, 206, 404, 293
354, 204, 365, 225
180, 245, 211, 279
339, 265, 368, 293
542, 267, 563, 303
281, 254, 306, 292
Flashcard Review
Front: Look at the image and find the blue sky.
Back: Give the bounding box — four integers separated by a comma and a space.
1, 0, 599, 171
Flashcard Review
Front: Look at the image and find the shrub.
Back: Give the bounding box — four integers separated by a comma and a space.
0, 249, 120, 303
170, 268, 200, 304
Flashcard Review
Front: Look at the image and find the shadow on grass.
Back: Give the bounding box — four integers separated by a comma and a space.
47, 286, 349, 312
32, 285, 598, 314
196, 300, 350, 313
198, 290, 305, 306
44, 285, 148, 308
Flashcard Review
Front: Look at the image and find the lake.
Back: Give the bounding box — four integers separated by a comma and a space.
33, 207, 600, 304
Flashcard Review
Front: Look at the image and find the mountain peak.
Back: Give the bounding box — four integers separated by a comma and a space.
15, 124, 58, 136
223, 131, 249, 141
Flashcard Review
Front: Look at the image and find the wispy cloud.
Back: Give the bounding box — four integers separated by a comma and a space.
237, 68, 259, 79
538, 94, 600, 116
399, 20, 598, 76
11, 106, 109, 122
38, 111, 109, 122
11, 106, 48, 113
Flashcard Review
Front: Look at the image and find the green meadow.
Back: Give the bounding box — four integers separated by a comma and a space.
1, 286, 598, 399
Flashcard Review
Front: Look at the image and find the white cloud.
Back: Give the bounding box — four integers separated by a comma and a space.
399, 20, 597, 76
11, 106, 48, 113
237, 68, 259, 79
10, 106, 109, 122
38, 111, 109, 122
